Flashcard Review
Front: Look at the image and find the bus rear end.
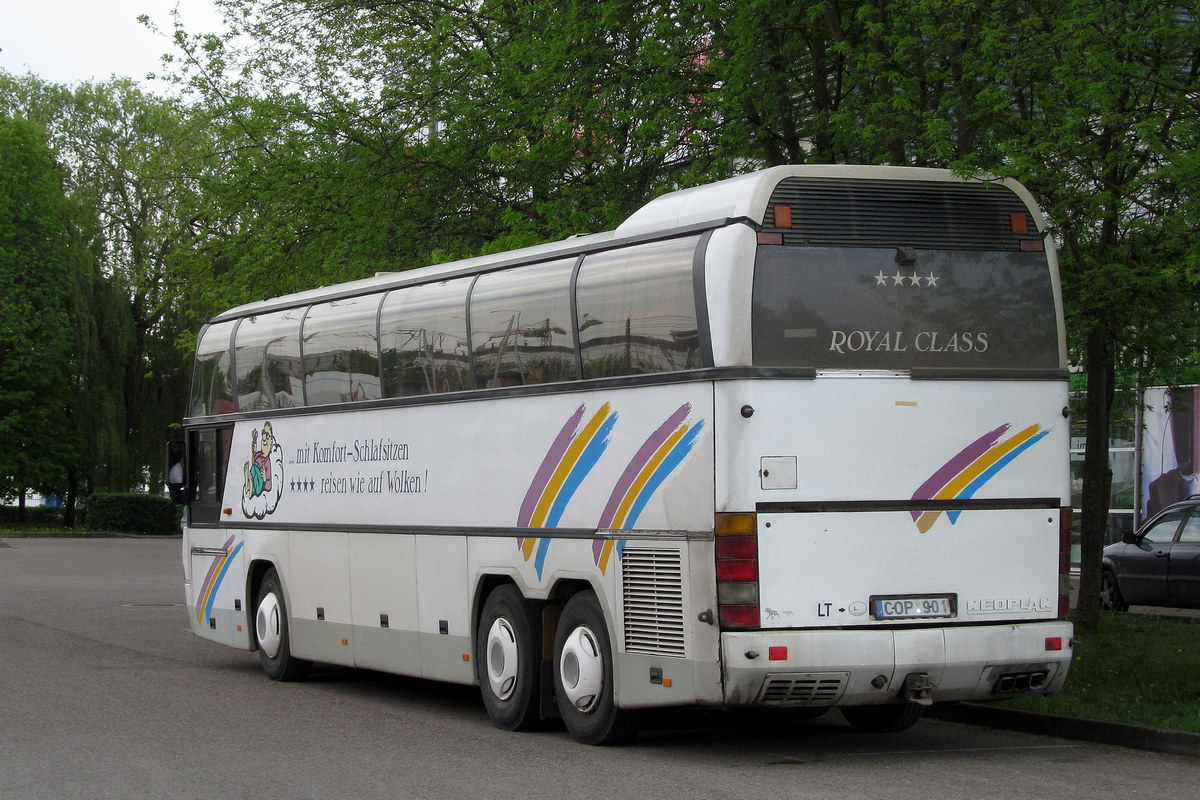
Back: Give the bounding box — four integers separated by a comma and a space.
704, 170, 1073, 728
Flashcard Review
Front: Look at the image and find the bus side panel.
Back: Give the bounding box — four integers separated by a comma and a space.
287, 530, 354, 667
415, 535, 473, 682
348, 533, 421, 675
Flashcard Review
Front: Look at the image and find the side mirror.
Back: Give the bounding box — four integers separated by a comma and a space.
1122, 530, 1139, 545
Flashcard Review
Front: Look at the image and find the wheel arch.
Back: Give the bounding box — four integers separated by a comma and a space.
245, 557, 282, 650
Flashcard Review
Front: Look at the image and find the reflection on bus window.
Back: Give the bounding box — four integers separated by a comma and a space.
380, 279, 472, 396
470, 259, 576, 387
576, 236, 701, 379
303, 295, 384, 405
234, 309, 305, 410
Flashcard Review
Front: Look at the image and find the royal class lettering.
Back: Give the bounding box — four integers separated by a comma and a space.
828, 330, 989, 354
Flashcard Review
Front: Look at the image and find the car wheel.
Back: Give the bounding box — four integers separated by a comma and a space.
1100, 569, 1128, 612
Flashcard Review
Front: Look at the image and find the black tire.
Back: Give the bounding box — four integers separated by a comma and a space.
1100, 570, 1129, 612
477, 585, 541, 731
840, 703, 925, 733
552, 592, 639, 745
254, 568, 312, 681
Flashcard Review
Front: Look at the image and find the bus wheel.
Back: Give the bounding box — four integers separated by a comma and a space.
254, 568, 311, 681
553, 592, 639, 745
840, 703, 924, 733
477, 585, 540, 731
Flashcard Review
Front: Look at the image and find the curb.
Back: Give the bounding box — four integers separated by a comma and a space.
928, 703, 1200, 759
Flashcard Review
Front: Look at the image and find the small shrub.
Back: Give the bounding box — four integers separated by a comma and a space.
85, 493, 181, 536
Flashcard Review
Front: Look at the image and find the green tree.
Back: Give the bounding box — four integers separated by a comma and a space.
0, 116, 77, 514
0, 74, 201, 494
1002, 0, 1200, 633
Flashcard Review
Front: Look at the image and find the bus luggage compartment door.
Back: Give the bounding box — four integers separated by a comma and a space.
186, 529, 250, 648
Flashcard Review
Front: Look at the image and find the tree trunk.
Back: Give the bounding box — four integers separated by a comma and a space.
1076, 325, 1116, 634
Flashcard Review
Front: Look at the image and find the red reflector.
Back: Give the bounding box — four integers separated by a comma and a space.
773, 205, 793, 228
1019, 238, 1044, 252
768, 646, 787, 661
719, 605, 760, 629
1045, 637, 1063, 651
757, 231, 783, 245
716, 535, 757, 559
1010, 212, 1029, 234
716, 559, 758, 582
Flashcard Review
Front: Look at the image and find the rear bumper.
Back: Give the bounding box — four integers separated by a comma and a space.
720, 621, 1072, 707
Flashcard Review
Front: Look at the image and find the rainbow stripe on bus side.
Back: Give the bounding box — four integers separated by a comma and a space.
518, 402, 706, 578
195, 535, 243, 625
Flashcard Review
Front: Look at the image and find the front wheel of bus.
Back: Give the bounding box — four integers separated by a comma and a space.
477, 585, 540, 731
553, 591, 639, 745
841, 703, 924, 733
255, 568, 311, 681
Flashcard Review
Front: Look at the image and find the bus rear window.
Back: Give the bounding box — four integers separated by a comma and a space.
752, 246, 1060, 372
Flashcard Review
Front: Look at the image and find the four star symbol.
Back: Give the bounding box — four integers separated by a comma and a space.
874, 271, 940, 288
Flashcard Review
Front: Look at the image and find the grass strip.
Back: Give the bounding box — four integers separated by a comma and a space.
1002, 611, 1200, 733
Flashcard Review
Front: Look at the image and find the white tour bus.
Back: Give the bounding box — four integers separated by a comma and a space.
179, 165, 1073, 744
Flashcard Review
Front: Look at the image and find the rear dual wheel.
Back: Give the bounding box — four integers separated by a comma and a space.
553, 591, 639, 745
477, 585, 540, 731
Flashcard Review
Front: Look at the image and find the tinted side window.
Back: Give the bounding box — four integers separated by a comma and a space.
234, 309, 305, 410
1141, 509, 1186, 544
302, 295, 383, 405
470, 259, 576, 387
380, 278, 472, 396
189, 320, 236, 416
576, 237, 701, 379
1179, 511, 1200, 543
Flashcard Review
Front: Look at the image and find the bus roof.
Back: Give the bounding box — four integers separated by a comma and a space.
209, 164, 1024, 324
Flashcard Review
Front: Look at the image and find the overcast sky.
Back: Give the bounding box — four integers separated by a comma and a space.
1, 1, 225, 91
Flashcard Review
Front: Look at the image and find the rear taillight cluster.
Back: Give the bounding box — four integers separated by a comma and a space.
1058, 506, 1073, 620
716, 513, 759, 629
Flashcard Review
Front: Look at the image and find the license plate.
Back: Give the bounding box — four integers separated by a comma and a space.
871, 595, 956, 620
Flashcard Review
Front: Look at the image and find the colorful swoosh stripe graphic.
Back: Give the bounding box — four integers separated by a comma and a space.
591, 404, 705, 575
911, 423, 1049, 533
196, 535, 244, 625
518, 403, 617, 578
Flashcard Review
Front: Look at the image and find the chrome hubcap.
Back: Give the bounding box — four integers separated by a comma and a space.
256, 592, 282, 658
485, 617, 519, 701
559, 625, 603, 713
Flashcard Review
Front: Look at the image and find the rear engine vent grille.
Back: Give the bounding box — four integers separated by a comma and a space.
621, 547, 686, 658
757, 673, 849, 706
762, 177, 1038, 251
